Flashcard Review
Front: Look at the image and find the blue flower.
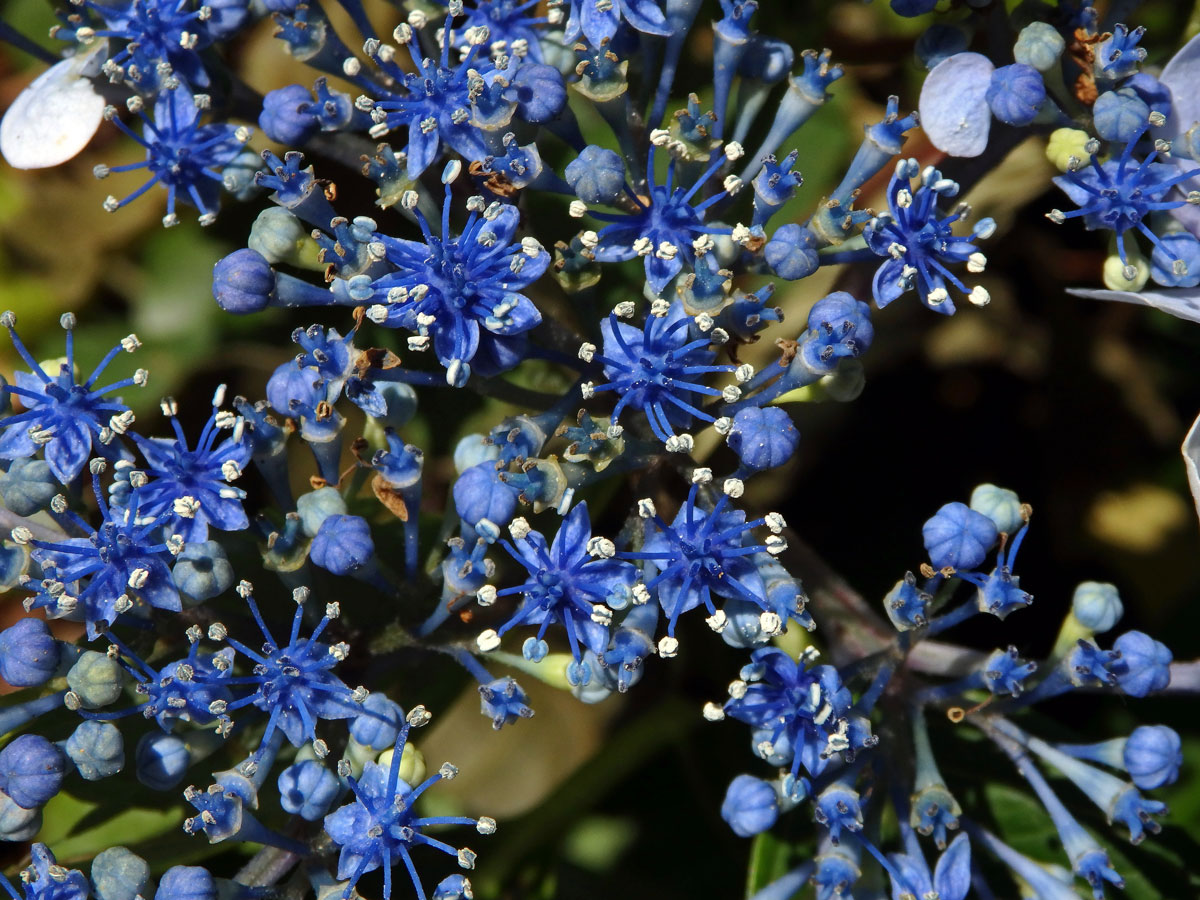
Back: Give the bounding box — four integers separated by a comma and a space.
217, 585, 363, 751
0, 844, 88, 900
588, 141, 740, 294
864, 159, 995, 313
887, 833, 971, 900
1123, 725, 1182, 789
622, 480, 789, 641
96, 87, 251, 227
722, 646, 855, 780
588, 301, 735, 445
445, 0, 552, 63
921, 501, 998, 572
1050, 119, 1200, 277
1110, 631, 1171, 697
341, 177, 547, 386
128, 390, 250, 541
368, 18, 564, 178
0, 312, 144, 485
324, 710, 491, 900
477, 502, 635, 668
561, 0, 669, 47
22, 469, 182, 639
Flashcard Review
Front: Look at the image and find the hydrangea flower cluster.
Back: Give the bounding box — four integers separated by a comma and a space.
0, 1, 1195, 899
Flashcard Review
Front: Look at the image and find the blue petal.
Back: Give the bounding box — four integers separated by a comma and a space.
45, 417, 93, 484
932, 833, 971, 900
1065, 286, 1200, 325
919, 52, 994, 158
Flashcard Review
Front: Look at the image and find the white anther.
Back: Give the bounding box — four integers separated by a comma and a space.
664, 433, 694, 453
637, 498, 656, 519
406, 705, 432, 726
109, 410, 135, 435
591, 604, 613, 626
476, 817, 497, 835
734, 363, 755, 383
650, 298, 670, 317
580, 381, 595, 399
10, 527, 32, 545
759, 611, 783, 636
896, 188, 913, 209
713, 416, 733, 435
606, 424, 624, 439
694, 312, 714, 332
702, 701, 726, 721
221, 460, 242, 482
723, 478, 744, 498
579, 230, 599, 250
577, 342, 596, 362
968, 285, 990, 307
457, 849, 477, 870
342, 57, 361, 77
121, 334, 142, 352
723, 174, 744, 195
569, 200, 588, 218
765, 534, 788, 555
508, 517, 531, 540
765, 512, 786, 533
632, 236, 653, 256
657, 636, 679, 658
926, 287, 949, 306
655, 241, 678, 261
731, 223, 752, 245
710, 327, 730, 344
586, 536, 616, 559
173, 496, 200, 518
477, 629, 501, 652
632, 583, 650, 605
728, 679, 748, 699
706, 610, 728, 633
649, 128, 670, 147
691, 467, 713, 484
966, 251, 987, 273
477, 585, 497, 607
613, 301, 636, 318
408, 335, 431, 352
722, 384, 742, 403
723, 141, 744, 161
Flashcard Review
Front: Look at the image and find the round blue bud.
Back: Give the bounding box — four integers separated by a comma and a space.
64, 720, 124, 780
1125, 73, 1171, 117
922, 502, 998, 571
0, 790, 41, 841
67, 650, 125, 708
565, 145, 626, 204
349, 693, 404, 750
135, 732, 190, 791
512, 63, 567, 123
0, 458, 58, 515
1013, 22, 1065, 72
375, 382, 419, 429
0, 618, 60, 687
1093, 88, 1150, 143
296, 485, 348, 537
0, 734, 65, 809
259, 84, 319, 146
453, 462, 518, 534
212, 249, 275, 314
727, 407, 800, 471
155, 866, 217, 900
1150, 233, 1200, 288
721, 774, 778, 837
434, 875, 474, 900
1071, 581, 1123, 634
798, 292, 874, 375
915, 24, 970, 70
91, 847, 152, 900
986, 64, 1046, 127
968, 483, 1024, 535
172, 540, 236, 603
278, 760, 341, 821
453, 434, 501, 474
1123, 725, 1182, 790
1111, 631, 1172, 697
764, 224, 820, 280
310, 513, 374, 575
266, 358, 321, 418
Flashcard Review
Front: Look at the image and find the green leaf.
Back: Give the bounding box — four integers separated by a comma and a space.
745, 829, 791, 899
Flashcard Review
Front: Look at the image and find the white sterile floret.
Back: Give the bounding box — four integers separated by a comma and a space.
586, 536, 616, 558
706, 610, 728, 632
568, 200, 588, 218
691, 467, 713, 484
722, 385, 742, 402
477, 630, 501, 652
969, 285, 991, 306
702, 702, 726, 722
476, 585, 497, 607
764, 512, 786, 533
508, 517, 531, 540
735, 363, 755, 383
765, 534, 788, 555
723, 478, 744, 498
759, 611, 783, 636
1, 39, 108, 170
657, 636, 679, 658
637, 497, 657, 519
